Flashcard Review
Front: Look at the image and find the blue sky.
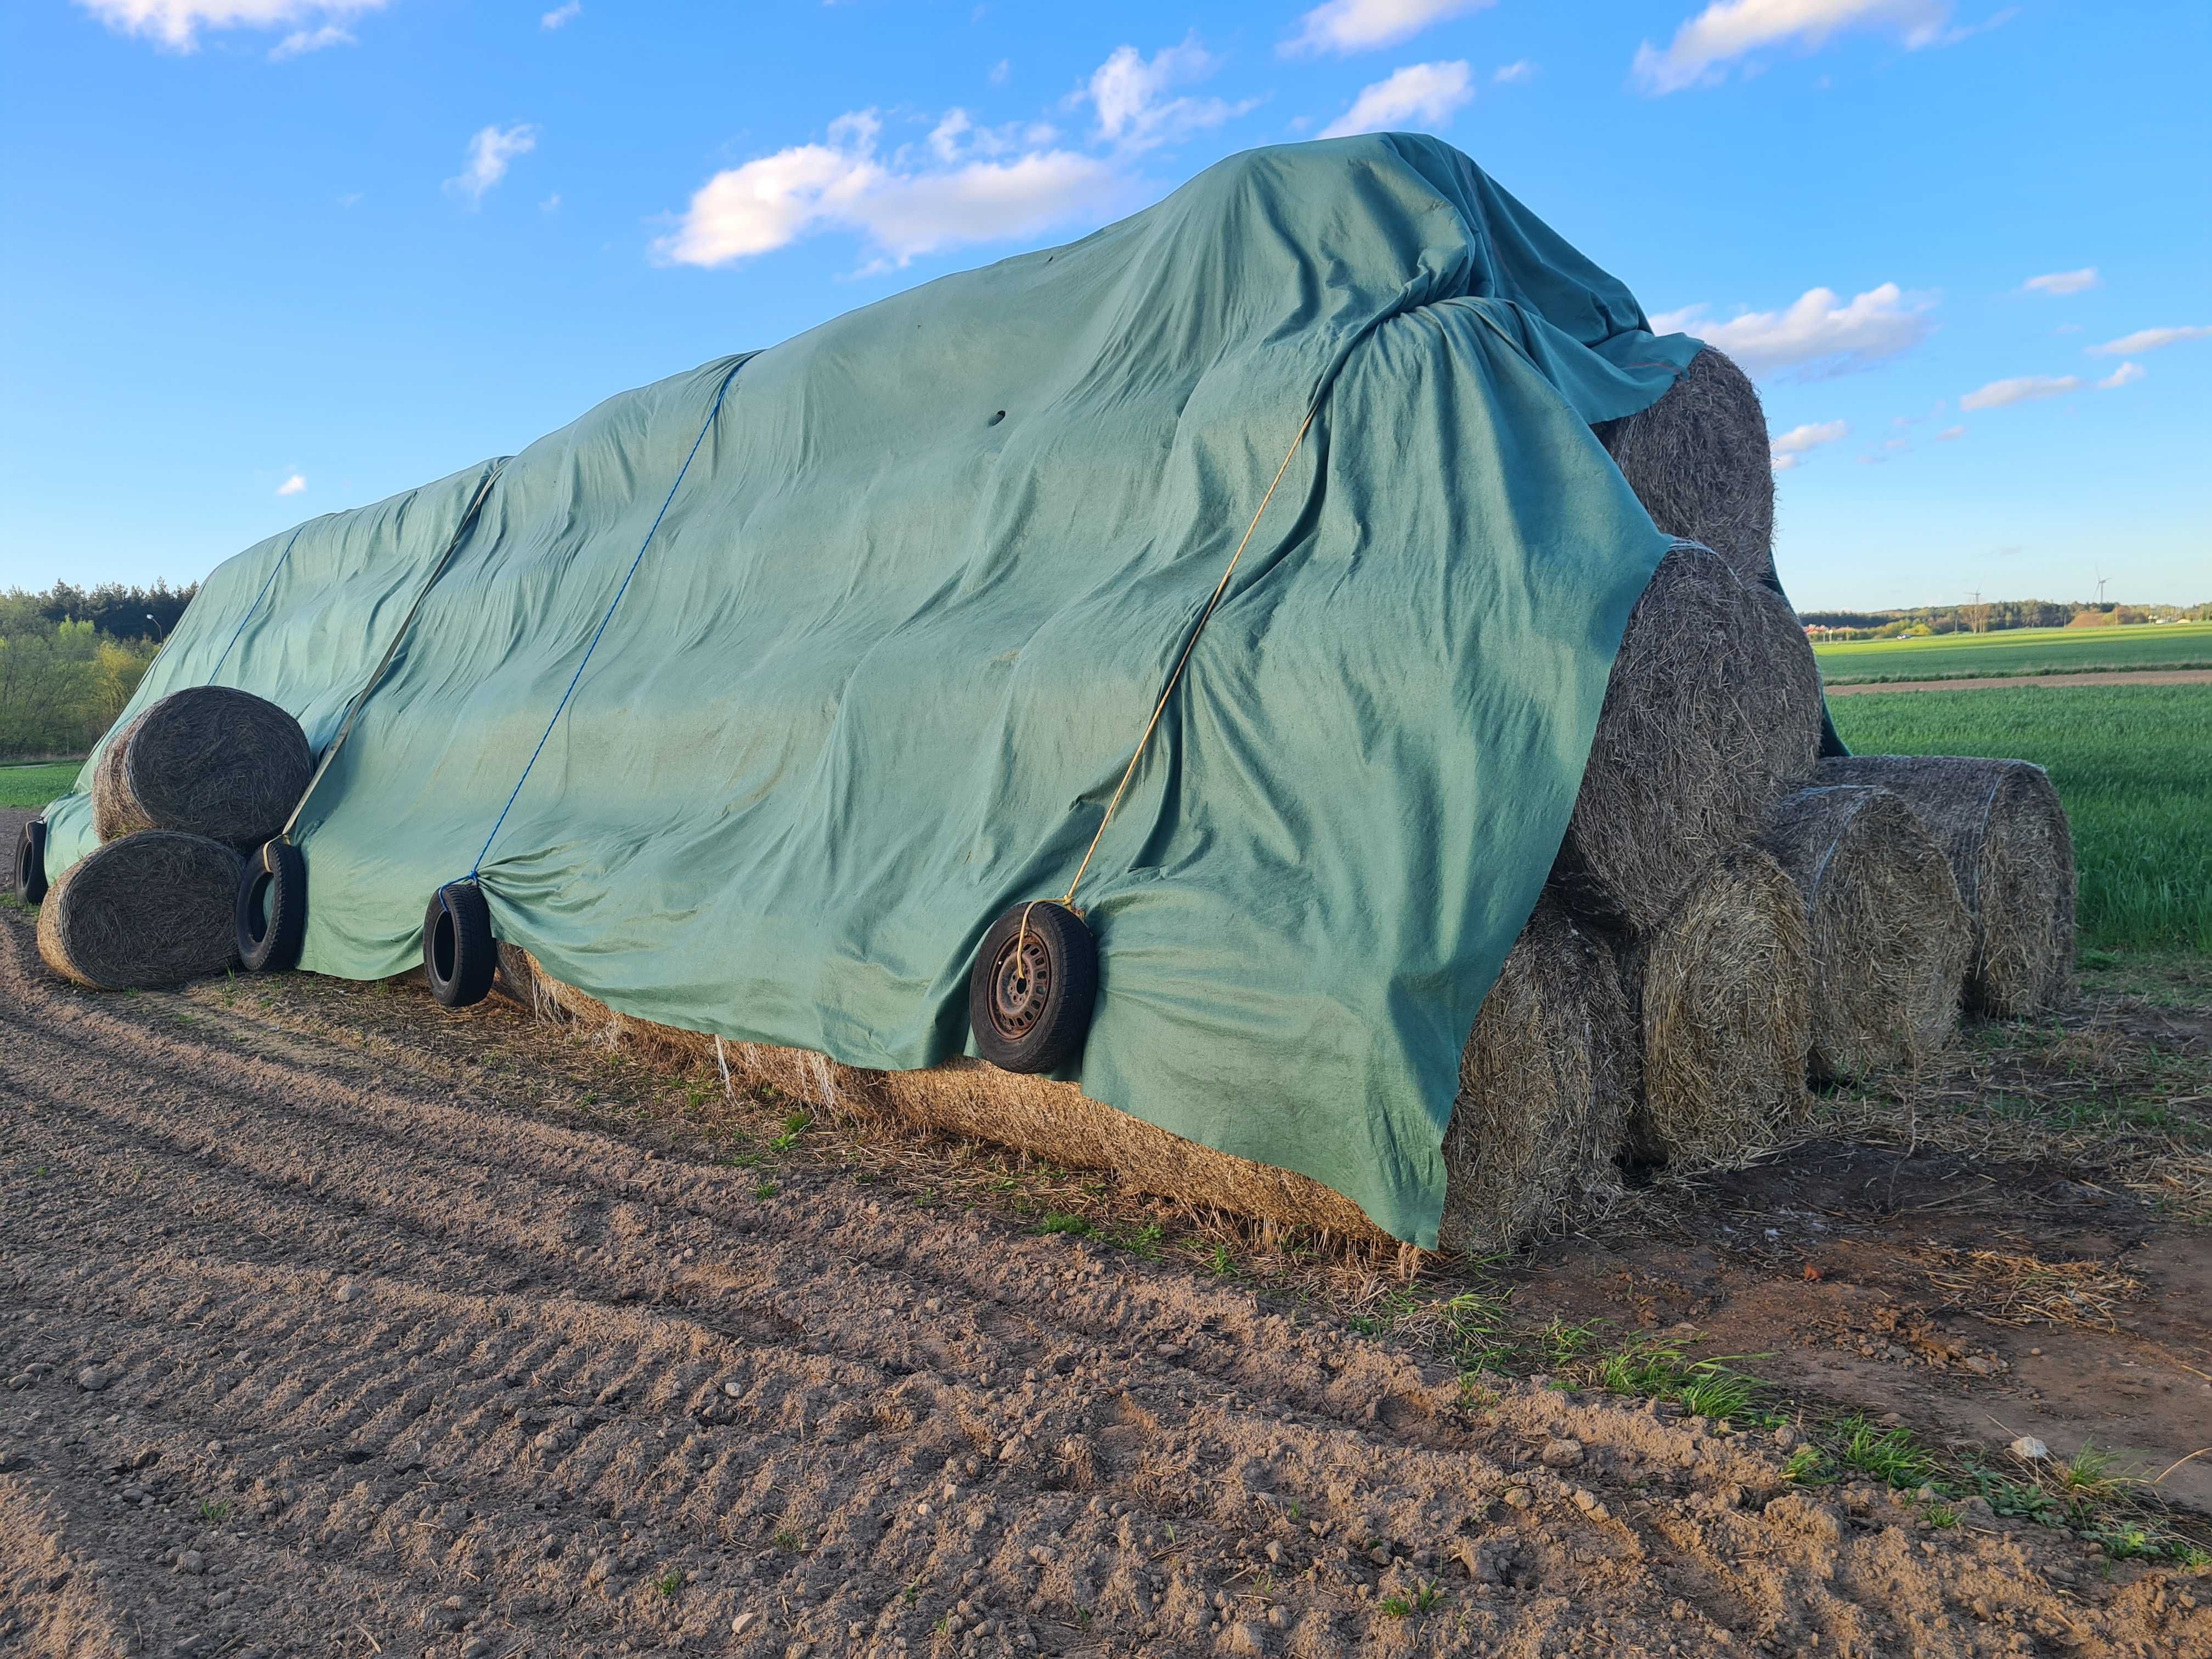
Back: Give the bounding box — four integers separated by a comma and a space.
3, 0, 2205, 610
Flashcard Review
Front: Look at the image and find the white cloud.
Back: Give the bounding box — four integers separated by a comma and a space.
1492, 59, 1535, 83
446, 124, 538, 204
2087, 324, 2212, 356
1936, 425, 1965, 440
1086, 36, 1256, 151
75, 0, 384, 51
656, 109, 1118, 268
1320, 60, 1474, 138
989, 58, 1011, 86
1633, 0, 1955, 95
2021, 266, 2097, 297
2096, 360, 2145, 391
269, 21, 351, 56
1284, 0, 1494, 57
1960, 374, 2081, 411
540, 0, 579, 26
276, 473, 307, 496
1650, 282, 1937, 377
540, 193, 562, 212
1768, 418, 1848, 471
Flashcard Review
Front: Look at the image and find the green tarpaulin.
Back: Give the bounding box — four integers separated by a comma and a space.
43, 134, 1701, 1245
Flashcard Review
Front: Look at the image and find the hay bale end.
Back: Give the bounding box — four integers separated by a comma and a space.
36, 831, 244, 990
1553, 544, 1823, 937
1623, 845, 1813, 1168
1760, 784, 1970, 1082
93, 686, 312, 848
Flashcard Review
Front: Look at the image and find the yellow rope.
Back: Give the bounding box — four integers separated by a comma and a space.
1056, 404, 1319, 912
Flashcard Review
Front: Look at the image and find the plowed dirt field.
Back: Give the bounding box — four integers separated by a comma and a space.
2, 864, 2207, 1657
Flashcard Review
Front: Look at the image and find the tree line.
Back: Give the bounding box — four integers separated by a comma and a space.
0, 583, 200, 764
1799, 598, 2210, 638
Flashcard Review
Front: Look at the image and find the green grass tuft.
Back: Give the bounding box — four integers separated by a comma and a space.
1834, 1415, 1940, 1489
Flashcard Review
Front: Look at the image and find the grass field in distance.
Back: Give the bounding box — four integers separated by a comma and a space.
0, 761, 82, 810
1814, 620, 2212, 684
1830, 682, 2211, 954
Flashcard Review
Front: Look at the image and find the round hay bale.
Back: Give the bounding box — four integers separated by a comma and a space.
1623, 845, 1813, 1169
1438, 893, 1635, 1256
1815, 756, 2075, 1016
1553, 544, 1823, 936
36, 831, 244, 990
1594, 348, 1775, 585
92, 687, 312, 848
1759, 785, 1970, 1082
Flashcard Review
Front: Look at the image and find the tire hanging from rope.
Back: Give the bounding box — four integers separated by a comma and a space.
430, 360, 747, 1009
969, 401, 1319, 1073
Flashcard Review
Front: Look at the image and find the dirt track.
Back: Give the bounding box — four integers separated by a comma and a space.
3, 902, 2208, 1658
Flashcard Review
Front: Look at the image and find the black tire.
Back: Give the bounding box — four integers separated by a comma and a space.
968, 900, 1097, 1073
236, 838, 307, 972
424, 881, 496, 1008
15, 817, 47, 906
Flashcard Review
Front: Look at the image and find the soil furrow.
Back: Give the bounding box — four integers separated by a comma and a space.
5, 907, 2207, 1658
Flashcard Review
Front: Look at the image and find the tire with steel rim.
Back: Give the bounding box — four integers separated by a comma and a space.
968, 900, 1098, 1073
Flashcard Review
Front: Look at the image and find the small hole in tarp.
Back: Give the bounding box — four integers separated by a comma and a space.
988, 410, 1006, 426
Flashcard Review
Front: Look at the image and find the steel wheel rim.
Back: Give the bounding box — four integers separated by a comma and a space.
989, 929, 1052, 1041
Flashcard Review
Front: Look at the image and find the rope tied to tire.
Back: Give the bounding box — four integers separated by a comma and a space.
973, 400, 1321, 1073
427, 359, 748, 1009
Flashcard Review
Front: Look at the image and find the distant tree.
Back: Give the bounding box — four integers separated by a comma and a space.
37, 579, 199, 642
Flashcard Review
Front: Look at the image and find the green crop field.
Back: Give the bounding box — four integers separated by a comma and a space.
1829, 682, 2211, 953
0, 761, 81, 810
1814, 621, 2212, 684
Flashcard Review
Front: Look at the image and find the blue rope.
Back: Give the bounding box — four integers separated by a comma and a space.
467, 362, 744, 881
211, 526, 303, 680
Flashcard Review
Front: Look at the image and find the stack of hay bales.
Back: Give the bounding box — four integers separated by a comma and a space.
36, 686, 311, 990
495, 344, 2075, 1249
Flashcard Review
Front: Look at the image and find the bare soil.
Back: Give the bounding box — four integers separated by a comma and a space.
4, 806, 2209, 1658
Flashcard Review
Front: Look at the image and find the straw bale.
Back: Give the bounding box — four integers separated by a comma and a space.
36, 831, 243, 990
1815, 756, 2074, 1017
1622, 845, 1813, 1168
92, 686, 312, 848
1553, 543, 1823, 936
500, 898, 1634, 1253
1438, 893, 1634, 1255
1594, 348, 1775, 585
1759, 785, 1970, 1082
